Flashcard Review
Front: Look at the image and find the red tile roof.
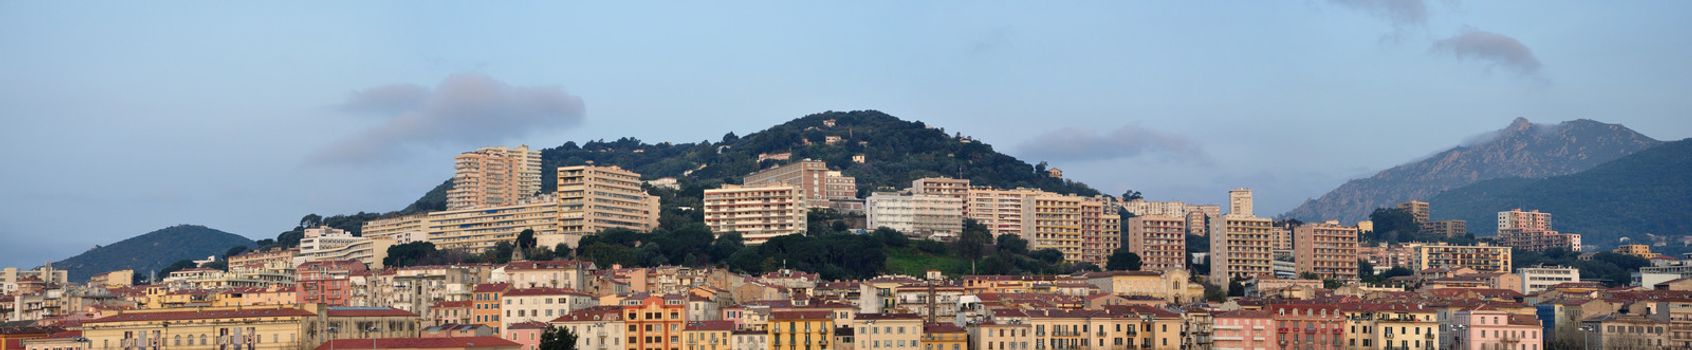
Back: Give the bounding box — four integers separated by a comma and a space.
770, 310, 834, 320
503, 287, 591, 297
314, 337, 520, 350
474, 283, 511, 293
326, 307, 418, 318
87, 308, 315, 323
923, 322, 965, 333
507, 321, 550, 330
856, 313, 922, 320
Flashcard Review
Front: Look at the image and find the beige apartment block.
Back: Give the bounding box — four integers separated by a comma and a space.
1208, 214, 1274, 287
294, 226, 393, 269
1126, 215, 1187, 272
963, 187, 1046, 237
743, 159, 856, 209
1408, 242, 1513, 273
1498, 208, 1554, 232
1227, 188, 1253, 217
447, 145, 542, 210
703, 184, 807, 245
1293, 221, 1360, 281
909, 177, 971, 200
1078, 197, 1121, 267
427, 196, 562, 252
866, 192, 965, 239
1398, 200, 1431, 223
1023, 194, 1086, 263
557, 165, 661, 241
362, 213, 429, 244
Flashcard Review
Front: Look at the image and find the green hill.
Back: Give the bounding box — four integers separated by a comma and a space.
54, 225, 254, 282
1429, 138, 1692, 246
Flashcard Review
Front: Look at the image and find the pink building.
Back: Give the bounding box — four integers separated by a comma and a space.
1213, 310, 1277, 350
504, 321, 548, 350
1451, 309, 1542, 350
1268, 303, 1345, 350
295, 260, 367, 306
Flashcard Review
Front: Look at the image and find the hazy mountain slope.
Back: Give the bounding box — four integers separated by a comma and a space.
1285, 118, 1660, 222
53, 224, 254, 282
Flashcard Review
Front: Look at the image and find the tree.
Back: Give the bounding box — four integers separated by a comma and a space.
1031, 249, 1064, 264
1227, 280, 1246, 297
539, 325, 579, 350
554, 243, 574, 259
517, 229, 538, 251
486, 242, 516, 264
1106, 250, 1142, 271
1121, 189, 1143, 202
873, 227, 909, 248
1357, 260, 1375, 281
385, 242, 440, 267
224, 245, 250, 258
995, 234, 1029, 256
954, 220, 993, 262
1368, 208, 1421, 243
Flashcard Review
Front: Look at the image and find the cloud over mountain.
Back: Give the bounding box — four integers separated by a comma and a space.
1432, 28, 1544, 76
1016, 124, 1208, 164
311, 73, 586, 164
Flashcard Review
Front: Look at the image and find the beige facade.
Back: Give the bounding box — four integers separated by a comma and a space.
1497, 209, 1553, 232
1399, 200, 1431, 223
88, 269, 135, 289
427, 196, 562, 252
1519, 266, 1579, 294
866, 192, 964, 239
909, 177, 971, 200
1024, 194, 1086, 263
1209, 213, 1274, 287
363, 214, 429, 244
1407, 243, 1513, 273
1227, 188, 1253, 216
448, 145, 543, 210
703, 184, 807, 245
1084, 270, 1203, 304
1293, 221, 1359, 281
963, 187, 1044, 237
1077, 197, 1121, 267
744, 159, 855, 209
557, 165, 661, 243
1126, 215, 1187, 272
499, 288, 595, 331
853, 314, 923, 350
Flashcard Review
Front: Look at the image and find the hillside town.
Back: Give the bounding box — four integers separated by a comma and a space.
2, 137, 1688, 350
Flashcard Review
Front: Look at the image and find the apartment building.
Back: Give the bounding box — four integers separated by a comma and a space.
1077, 197, 1122, 267
1454, 309, 1543, 350
909, 177, 970, 201
1084, 270, 1204, 304
963, 187, 1045, 237
363, 214, 430, 244
1209, 189, 1274, 287
1421, 219, 1468, 238
1407, 243, 1513, 273
768, 310, 834, 350
1024, 194, 1085, 263
448, 145, 543, 210
744, 159, 856, 209
427, 196, 562, 252
499, 287, 595, 331
296, 260, 369, 306
473, 283, 510, 329
1212, 309, 1275, 350
1496, 229, 1582, 253
1126, 215, 1187, 272
557, 165, 661, 242
865, 192, 964, 239
1519, 266, 1580, 294
1293, 221, 1360, 281
853, 313, 923, 350
551, 305, 628, 350
622, 294, 688, 350
1340, 303, 1439, 350
1399, 200, 1431, 223
1122, 200, 1220, 237
1497, 209, 1553, 232
295, 226, 393, 269
702, 184, 807, 245
682, 320, 736, 350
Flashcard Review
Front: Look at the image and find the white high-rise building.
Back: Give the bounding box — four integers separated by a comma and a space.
866, 192, 965, 239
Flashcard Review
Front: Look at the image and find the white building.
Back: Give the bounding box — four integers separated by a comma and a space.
866, 192, 965, 240
295, 226, 393, 269
1519, 266, 1580, 294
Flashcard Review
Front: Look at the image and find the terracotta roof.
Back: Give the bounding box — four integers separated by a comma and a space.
550, 306, 624, 323
1507, 314, 1541, 326
770, 310, 833, 320
327, 307, 417, 318
507, 321, 550, 330
434, 300, 472, 308
87, 308, 315, 323
923, 322, 965, 333
47, 330, 82, 339
686, 320, 737, 331
474, 283, 511, 293
314, 337, 520, 350
1214, 309, 1272, 319
855, 313, 922, 321
503, 287, 591, 297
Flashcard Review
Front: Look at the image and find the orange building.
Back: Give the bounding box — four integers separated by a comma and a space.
473, 283, 510, 330
621, 294, 687, 350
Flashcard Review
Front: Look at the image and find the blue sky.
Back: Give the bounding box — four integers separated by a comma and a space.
2, 1, 1689, 268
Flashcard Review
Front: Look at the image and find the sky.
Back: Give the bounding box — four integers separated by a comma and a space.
2, 1, 1689, 268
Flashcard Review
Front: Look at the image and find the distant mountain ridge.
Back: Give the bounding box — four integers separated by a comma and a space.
1430, 138, 1692, 245
54, 225, 253, 282
1285, 117, 1660, 222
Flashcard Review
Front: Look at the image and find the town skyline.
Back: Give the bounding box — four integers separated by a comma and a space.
5, 2, 1692, 267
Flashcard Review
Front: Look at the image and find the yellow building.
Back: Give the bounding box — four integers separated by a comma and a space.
1339, 303, 1440, 349
852, 313, 922, 350
1126, 215, 1187, 272
769, 310, 834, 350
963, 187, 1045, 237
1208, 214, 1274, 287
1613, 244, 1659, 259
87, 269, 135, 289
1083, 270, 1204, 304
556, 165, 661, 245
212, 286, 298, 307
919, 323, 965, 350
683, 320, 737, 350
703, 184, 806, 245
427, 196, 562, 251
447, 145, 543, 211
908, 177, 970, 201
